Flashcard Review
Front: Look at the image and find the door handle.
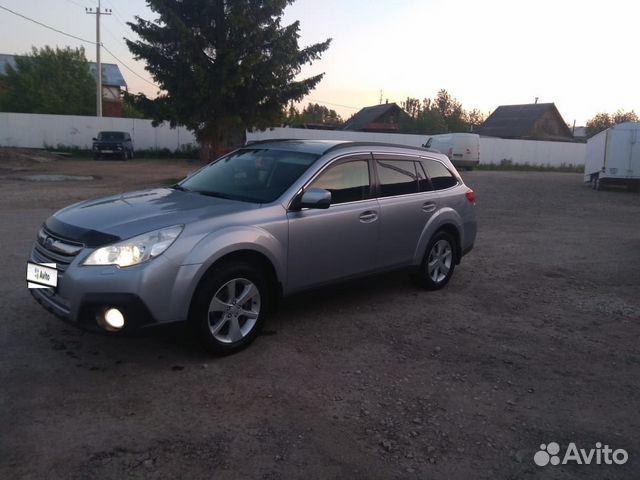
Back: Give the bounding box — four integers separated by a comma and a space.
422, 202, 437, 213
359, 210, 378, 223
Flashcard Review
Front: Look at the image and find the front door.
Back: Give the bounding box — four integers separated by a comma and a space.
287, 156, 379, 291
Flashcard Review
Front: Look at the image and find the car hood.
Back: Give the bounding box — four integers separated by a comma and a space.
47, 188, 258, 245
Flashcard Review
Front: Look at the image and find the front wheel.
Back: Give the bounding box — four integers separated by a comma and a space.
416, 231, 457, 290
190, 262, 269, 355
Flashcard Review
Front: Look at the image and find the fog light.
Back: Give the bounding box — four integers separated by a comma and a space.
104, 308, 125, 330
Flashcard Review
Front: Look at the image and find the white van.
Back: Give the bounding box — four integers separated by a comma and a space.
584, 122, 640, 191
423, 133, 480, 170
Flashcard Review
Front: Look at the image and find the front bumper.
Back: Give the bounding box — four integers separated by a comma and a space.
29, 245, 201, 334
31, 288, 156, 334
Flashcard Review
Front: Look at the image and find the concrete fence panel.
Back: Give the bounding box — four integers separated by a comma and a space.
246, 127, 586, 167
0, 112, 197, 151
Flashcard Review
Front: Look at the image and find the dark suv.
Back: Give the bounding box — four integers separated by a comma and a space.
92, 131, 134, 160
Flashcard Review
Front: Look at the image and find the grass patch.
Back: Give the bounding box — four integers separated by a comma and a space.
44, 144, 200, 160
477, 159, 583, 173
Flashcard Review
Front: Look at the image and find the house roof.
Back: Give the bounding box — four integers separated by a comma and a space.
343, 103, 401, 131
477, 103, 572, 139
0, 53, 127, 88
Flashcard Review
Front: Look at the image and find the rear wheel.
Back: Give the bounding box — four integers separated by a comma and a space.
416, 231, 457, 290
190, 262, 269, 355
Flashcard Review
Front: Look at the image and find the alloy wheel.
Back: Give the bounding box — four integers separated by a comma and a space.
427, 239, 453, 283
208, 278, 261, 343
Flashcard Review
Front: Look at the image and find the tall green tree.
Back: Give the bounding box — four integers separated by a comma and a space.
0, 46, 95, 115
399, 90, 481, 135
586, 109, 639, 137
126, 0, 331, 158
285, 102, 342, 126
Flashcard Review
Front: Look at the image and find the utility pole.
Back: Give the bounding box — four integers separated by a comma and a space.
86, 2, 111, 117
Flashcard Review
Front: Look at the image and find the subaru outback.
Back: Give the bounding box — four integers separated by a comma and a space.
27, 140, 477, 354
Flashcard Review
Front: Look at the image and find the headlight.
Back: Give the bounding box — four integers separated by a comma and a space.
83, 225, 183, 267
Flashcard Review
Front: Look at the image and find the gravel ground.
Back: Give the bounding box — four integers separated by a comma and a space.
0, 154, 639, 479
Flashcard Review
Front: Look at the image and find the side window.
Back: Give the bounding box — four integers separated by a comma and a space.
310, 160, 370, 204
376, 160, 418, 197
423, 160, 458, 190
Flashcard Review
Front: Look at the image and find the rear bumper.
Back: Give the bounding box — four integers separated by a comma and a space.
452, 159, 479, 169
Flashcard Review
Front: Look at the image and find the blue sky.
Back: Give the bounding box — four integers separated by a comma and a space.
1, 0, 638, 124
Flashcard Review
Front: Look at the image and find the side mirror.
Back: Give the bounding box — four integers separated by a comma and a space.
292, 188, 331, 210
92, 137, 97, 141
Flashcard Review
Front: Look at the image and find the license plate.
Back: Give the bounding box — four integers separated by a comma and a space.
27, 262, 58, 289
102, 150, 113, 153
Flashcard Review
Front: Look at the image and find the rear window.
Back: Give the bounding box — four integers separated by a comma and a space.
422, 160, 458, 190
376, 160, 418, 197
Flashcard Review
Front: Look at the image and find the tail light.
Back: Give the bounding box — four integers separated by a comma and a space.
465, 190, 476, 205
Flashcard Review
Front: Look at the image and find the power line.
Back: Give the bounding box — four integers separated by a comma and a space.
306, 98, 360, 110
103, 0, 130, 27
63, 0, 85, 8
0, 4, 97, 45
101, 43, 158, 88
0, 4, 158, 90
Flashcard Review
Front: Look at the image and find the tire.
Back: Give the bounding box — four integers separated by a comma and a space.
592, 174, 601, 191
416, 231, 457, 290
93, 153, 100, 160
190, 261, 269, 355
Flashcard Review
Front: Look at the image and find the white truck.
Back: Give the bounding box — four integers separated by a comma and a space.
585, 122, 640, 191
423, 133, 480, 170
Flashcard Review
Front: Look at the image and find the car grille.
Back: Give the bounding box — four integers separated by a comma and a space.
31, 228, 84, 275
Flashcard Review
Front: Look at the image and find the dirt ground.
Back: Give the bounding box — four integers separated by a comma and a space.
1, 151, 639, 479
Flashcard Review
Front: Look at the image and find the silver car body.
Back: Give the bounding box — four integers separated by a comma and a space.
29, 140, 476, 331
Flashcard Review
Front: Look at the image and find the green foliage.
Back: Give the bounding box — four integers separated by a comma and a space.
586, 109, 639, 137
0, 46, 95, 115
126, 0, 331, 157
122, 94, 145, 119
399, 90, 484, 135
284, 102, 343, 126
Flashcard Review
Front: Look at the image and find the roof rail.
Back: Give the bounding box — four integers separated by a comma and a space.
244, 138, 297, 146
323, 141, 436, 154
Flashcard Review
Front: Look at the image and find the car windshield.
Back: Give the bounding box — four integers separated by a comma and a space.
98, 132, 126, 141
179, 148, 320, 203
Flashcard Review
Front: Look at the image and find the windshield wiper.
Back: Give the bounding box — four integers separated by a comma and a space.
170, 184, 190, 192
195, 190, 236, 200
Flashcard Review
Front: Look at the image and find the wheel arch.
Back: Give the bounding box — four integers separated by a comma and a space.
414, 210, 464, 266
187, 249, 282, 321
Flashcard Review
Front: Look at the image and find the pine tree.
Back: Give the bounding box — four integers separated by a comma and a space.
126, 0, 331, 158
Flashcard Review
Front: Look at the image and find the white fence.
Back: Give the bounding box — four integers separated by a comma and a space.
0, 114, 587, 166
247, 127, 586, 167
480, 136, 585, 167
0, 112, 197, 151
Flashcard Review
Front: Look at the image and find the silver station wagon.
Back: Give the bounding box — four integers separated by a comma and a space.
28, 140, 477, 354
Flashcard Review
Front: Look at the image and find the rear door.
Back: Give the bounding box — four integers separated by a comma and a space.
373, 154, 438, 268
286, 155, 379, 290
